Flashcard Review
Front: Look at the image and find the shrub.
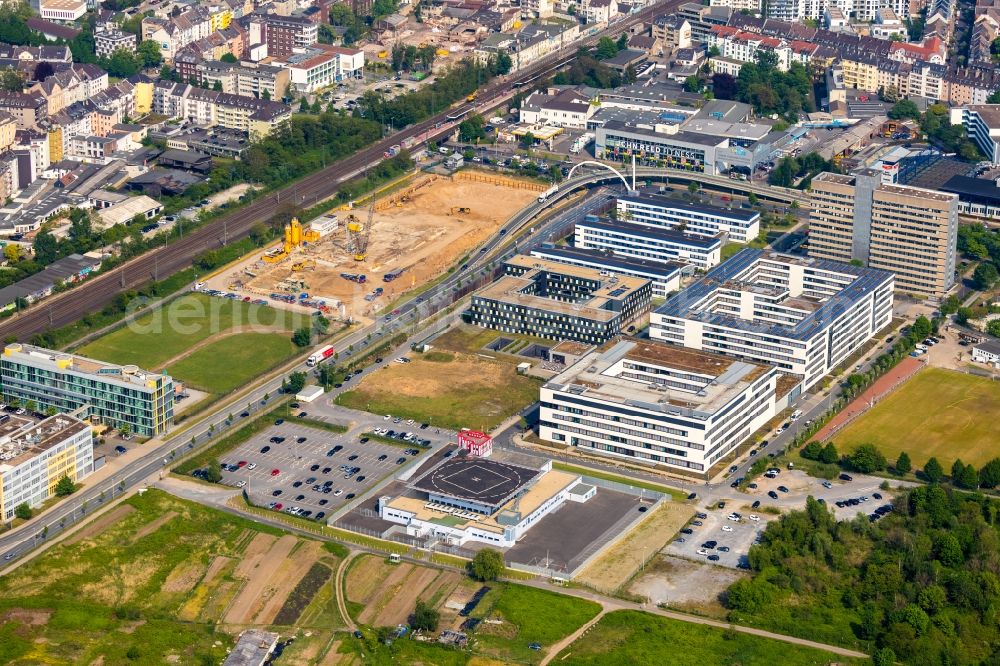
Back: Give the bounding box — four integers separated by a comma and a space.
469, 548, 505, 581
847, 444, 886, 474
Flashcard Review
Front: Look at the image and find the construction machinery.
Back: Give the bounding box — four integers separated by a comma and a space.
449, 206, 470, 215
291, 259, 315, 271
340, 273, 367, 284
346, 198, 374, 262
262, 217, 318, 263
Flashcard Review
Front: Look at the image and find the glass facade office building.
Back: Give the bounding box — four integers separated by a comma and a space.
0, 344, 173, 437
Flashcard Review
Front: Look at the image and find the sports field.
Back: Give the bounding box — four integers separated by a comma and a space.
832, 367, 1000, 468
335, 350, 540, 431
76, 293, 310, 395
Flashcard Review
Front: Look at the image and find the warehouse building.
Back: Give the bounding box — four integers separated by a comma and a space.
540, 339, 786, 475
0, 412, 93, 522
467, 256, 651, 345
650, 249, 894, 392
0, 343, 174, 437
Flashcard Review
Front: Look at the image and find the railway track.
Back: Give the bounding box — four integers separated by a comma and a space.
0, 0, 683, 343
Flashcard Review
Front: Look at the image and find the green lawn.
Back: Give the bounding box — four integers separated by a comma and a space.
167, 332, 297, 394
335, 352, 540, 431
831, 367, 1000, 468
553, 462, 688, 500
555, 610, 865, 665
0, 490, 290, 665
76, 293, 302, 371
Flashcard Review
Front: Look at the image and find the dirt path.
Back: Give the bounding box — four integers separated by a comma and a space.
63, 504, 134, 546
334, 552, 357, 631
131, 510, 177, 542
155, 326, 290, 368
225, 535, 298, 624
812, 356, 924, 443
540, 608, 608, 666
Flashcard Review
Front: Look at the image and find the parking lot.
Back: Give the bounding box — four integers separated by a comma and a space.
666, 501, 770, 570
217, 421, 427, 521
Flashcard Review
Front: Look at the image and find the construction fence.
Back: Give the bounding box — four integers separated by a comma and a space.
453, 170, 548, 192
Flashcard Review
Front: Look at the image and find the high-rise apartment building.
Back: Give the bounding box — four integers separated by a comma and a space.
808, 170, 959, 298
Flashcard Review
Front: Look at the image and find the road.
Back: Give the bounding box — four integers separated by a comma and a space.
0, 177, 615, 561
0, 2, 687, 345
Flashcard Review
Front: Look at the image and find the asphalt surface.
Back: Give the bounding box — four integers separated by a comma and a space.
0, 1, 685, 345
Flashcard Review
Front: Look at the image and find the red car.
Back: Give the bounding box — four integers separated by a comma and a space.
274, 503, 283, 511
237, 460, 247, 468
270, 469, 280, 476
392, 309, 401, 315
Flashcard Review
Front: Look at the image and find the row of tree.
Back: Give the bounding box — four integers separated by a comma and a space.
711, 50, 815, 120
889, 99, 983, 160
767, 152, 838, 188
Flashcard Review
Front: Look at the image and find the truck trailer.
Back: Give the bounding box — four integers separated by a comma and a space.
307, 345, 335, 366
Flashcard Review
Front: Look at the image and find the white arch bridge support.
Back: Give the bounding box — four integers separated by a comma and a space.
567, 154, 636, 191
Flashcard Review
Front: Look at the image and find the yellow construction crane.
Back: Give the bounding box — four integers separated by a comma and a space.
346, 198, 375, 262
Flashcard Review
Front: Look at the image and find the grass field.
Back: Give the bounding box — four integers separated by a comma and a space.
555, 610, 865, 665
831, 367, 1000, 468
336, 351, 540, 431
76, 293, 308, 396
552, 463, 688, 500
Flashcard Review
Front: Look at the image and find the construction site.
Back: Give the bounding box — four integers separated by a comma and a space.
205, 172, 544, 323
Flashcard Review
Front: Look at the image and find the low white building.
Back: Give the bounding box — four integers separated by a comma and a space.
378, 457, 593, 548
0, 414, 93, 522
616, 192, 761, 244
40, 0, 86, 22
540, 339, 785, 475
277, 44, 365, 94
518, 87, 595, 130
574, 217, 722, 269
972, 339, 1000, 366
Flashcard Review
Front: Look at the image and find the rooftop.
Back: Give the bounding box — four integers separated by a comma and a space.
0, 413, 90, 472
654, 248, 894, 342
576, 217, 724, 249
619, 190, 761, 222
2, 343, 170, 391
545, 338, 774, 418
410, 457, 540, 511
530, 245, 685, 278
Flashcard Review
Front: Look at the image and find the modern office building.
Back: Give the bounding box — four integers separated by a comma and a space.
378, 457, 594, 547
0, 344, 174, 436
530, 245, 685, 298
574, 218, 722, 269
951, 105, 1000, 164
540, 338, 786, 475
808, 170, 959, 298
467, 255, 651, 345
0, 413, 93, 522
649, 249, 894, 392
616, 193, 760, 244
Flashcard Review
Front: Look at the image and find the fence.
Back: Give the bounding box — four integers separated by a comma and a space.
453, 170, 547, 192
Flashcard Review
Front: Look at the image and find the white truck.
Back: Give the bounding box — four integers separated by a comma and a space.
307, 344, 335, 367
538, 184, 559, 203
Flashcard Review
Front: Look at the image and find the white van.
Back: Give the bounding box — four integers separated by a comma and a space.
791, 409, 802, 421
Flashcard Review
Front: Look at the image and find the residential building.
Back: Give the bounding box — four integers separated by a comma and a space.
574, 217, 723, 269
529, 245, 685, 298
0, 343, 174, 436
196, 60, 290, 99
95, 30, 137, 59
616, 192, 761, 243
583, 0, 619, 24
0, 92, 48, 130
0, 413, 93, 522
40, 0, 86, 22
808, 170, 959, 298
277, 44, 364, 93
540, 338, 784, 474
249, 14, 318, 58
518, 87, 595, 129
153, 81, 292, 138
467, 255, 652, 345
649, 249, 895, 391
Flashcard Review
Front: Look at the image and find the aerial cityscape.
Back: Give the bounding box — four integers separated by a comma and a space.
0, 0, 999, 661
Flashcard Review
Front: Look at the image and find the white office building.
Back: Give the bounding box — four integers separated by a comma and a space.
0, 413, 93, 522
530, 245, 685, 298
616, 193, 761, 243
650, 249, 894, 392
575, 218, 722, 269
951, 106, 1000, 165
540, 339, 783, 474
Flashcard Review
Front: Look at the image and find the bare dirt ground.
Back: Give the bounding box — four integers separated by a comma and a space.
177, 555, 233, 621
234, 533, 277, 578
206, 183, 257, 210
162, 558, 206, 595
253, 540, 323, 624
212, 175, 538, 324
369, 566, 440, 627
629, 554, 747, 617
344, 555, 393, 605
574, 502, 695, 593
357, 561, 417, 624
63, 505, 135, 546
225, 534, 298, 624
2, 608, 52, 625
131, 510, 177, 542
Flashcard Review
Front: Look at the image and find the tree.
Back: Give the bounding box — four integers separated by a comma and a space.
33, 229, 58, 265
888, 99, 920, 121
987, 319, 1000, 339
956, 306, 973, 325
32, 61, 53, 82
726, 577, 773, 613
951, 458, 966, 482
923, 456, 944, 482
292, 327, 312, 347
848, 444, 887, 473
212, 80, 223, 91
872, 647, 896, 666
595, 36, 619, 60
469, 548, 505, 581
0, 67, 22, 92
299, 96, 310, 113
895, 451, 912, 475
801, 441, 822, 460
411, 599, 439, 631
974, 262, 1000, 290
14, 502, 31, 520
911, 315, 933, 340
458, 113, 486, 142
286, 371, 307, 393
137, 40, 162, 68
819, 442, 839, 465
3, 243, 21, 263
103, 48, 140, 78
220, 52, 238, 64
959, 463, 980, 490
54, 475, 77, 497
683, 75, 701, 93
204, 458, 222, 483
712, 72, 737, 100
688, 181, 700, 194
519, 131, 535, 150
981, 458, 1000, 488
